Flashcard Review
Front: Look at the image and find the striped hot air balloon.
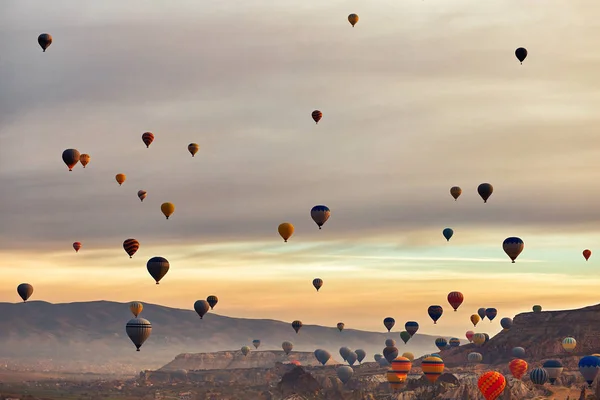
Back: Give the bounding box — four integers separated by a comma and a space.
126, 318, 152, 351
312, 278, 323, 291
508, 359, 528, 379
472, 333, 486, 347
383, 317, 395, 332
562, 337, 577, 353
123, 238, 140, 258
478, 371, 506, 400
311, 110, 322, 124
435, 338, 447, 351
421, 356, 444, 383
207, 295, 218, 309
529, 368, 548, 385
405, 321, 419, 336
387, 356, 412, 391
292, 320, 303, 333
468, 352, 483, 363
142, 132, 154, 148
449, 338, 460, 348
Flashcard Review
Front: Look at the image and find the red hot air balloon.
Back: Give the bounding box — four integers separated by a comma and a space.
508, 359, 528, 380
478, 371, 506, 400
447, 291, 464, 312
73, 242, 82, 253
142, 132, 154, 148
583, 249, 592, 261
311, 110, 322, 124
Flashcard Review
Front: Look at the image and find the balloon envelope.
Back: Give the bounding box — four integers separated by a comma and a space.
336, 365, 354, 384
147, 257, 170, 284
478, 371, 506, 400
442, 228, 454, 241
17, 283, 33, 302
126, 318, 152, 351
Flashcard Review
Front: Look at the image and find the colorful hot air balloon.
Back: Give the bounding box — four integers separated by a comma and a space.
383, 317, 395, 332
115, 173, 126, 186
17, 283, 33, 302
468, 352, 483, 363
508, 359, 528, 379
194, 300, 210, 319
449, 338, 460, 348
478, 371, 506, 400
512, 347, 525, 358
188, 143, 199, 157
147, 256, 169, 284
515, 47, 528, 64
470, 314, 481, 327
126, 318, 152, 351
562, 337, 577, 352
282, 341, 293, 355
292, 320, 302, 333
442, 228, 454, 242
348, 14, 359, 27
278, 223, 294, 242
310, 205, 330, 229
355, 349, 366, 363
450, 186, 462, 201
383, 346, 399, 364
311, 110, 322, 124
543, 360, 563, 385
79, 154, 90, 168
447, 292, 463, 311
532, 305, 542, 313
500, 317, 513, 330
579, 356, 600, 387
387, 356, 412, 391
477, 183, 494, 203
336, 365, 353, 384
241, 345, 251, 356
529, 368, 548, 385
38, 33, 53, 52
207, 295, 218, 309
142, 132, 154, 148
129, 301, 143, 317
400, 331, 411, 344
123, 238, 139, 258
73, 242, 82, 253
337, 322, 345, 332
62, 149, 80, 171
402, 352, 414, 362
473, 333, 486, 347
405, 321, 419, 336
503, 237, 524, 263
583, 249, 592, 261
428, 305, 443, 324
312, 278, 323, 291
161, 202, 175, 219
435, 338, 447, 351
478, 307, 487, 320
422, 356, 444, 384
138, 190, 147, 202
466, 331, 475, 342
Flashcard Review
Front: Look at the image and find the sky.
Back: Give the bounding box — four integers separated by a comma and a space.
2, 1, 600, 339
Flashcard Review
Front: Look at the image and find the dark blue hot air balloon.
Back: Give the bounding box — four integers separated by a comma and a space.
512, 347, 525, 358
449, 338, 460, 348
435, 338, 447, 351
529, 368, 548, 385
428, 305, 443, 324
405, 321, 419, 337
542, 360, 563, 385
500, 317, 513, 330
442, 228, 454, 242
383, 317, 395, 332
485, 308, 497, 322
579, 356, 600, 387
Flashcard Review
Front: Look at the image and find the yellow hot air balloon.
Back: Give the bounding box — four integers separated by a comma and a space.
129, 301, 143, 317
470, 314, 481, 327
188, 143, 199, 157
278, 223, 294, 242
348, 13, 359, 27
79, 154, 91, 168
116, 173, 126, 186
402, 352, 414, 362
562, 337, 576, 353
161, 202, 175, 220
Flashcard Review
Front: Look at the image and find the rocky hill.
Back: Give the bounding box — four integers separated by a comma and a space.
0, 301, 443, 374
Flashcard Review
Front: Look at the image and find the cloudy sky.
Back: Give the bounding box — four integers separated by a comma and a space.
2, 1, 600, 339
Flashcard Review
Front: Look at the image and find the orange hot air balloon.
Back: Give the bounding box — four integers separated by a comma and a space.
142, 132, 154, 148
478, 371, 506, 400
278, 223, 294, 242
421, 356, 444, 383
508, 359, 528, 380
311, 110, 322, 124
116, 174, 126, 186
470, 314, 481, 327
79, 154, 90, 168
583, 249, 591, 261
73, 242, 82, 253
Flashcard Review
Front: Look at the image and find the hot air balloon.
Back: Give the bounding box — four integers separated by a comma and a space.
484, 333, 490, 343
428, 305, 443, 324
123, 239, 139, 258
447, 292, 463, 311
470, 314, 480, 327
466, 331, 475, 342
62, 149, 80, 171
282, 341, 293, 355
311, 110, 322, 124
378, 357, 390, 367
579, 356, 600, 387
485, 308, 497, 322
314, 349, 331, 365
508, 359, 528, 379
336, 365, 353, 384
515, 47, 528, 64
374, 354, 383, 363
434, 338, 447, 351
355, 349, 366, 364
468, 352, 483, 363
115, 174, 126, 186
477, 183, 494, 203
583, 249, 592, 261
422, 356, 444, 383
529, 368, 548, 385
278, 223, 294, 242
473, 333, 486, 347
312, 278, 323, 291
161, 202, 175, 219
348, 14, 359, 27
292, 320, 302, 333
126, 318, 152, 351
383, 346, 399, 364
207, 295, 218, 309
405, 321, 419, 336
442, 228, 454, 242
383, 317, 395, 332
478, 307, 487, 320
512, 347, 525, 358
289, 360, 301, 366
252, 339, 261, 349
478, 371, 506, 400
500, 317, 513, 330
38, 33, 53, 52
138, 190, 147, 202
385, 339, 396, 347
543, 360, 563, 385
337, 322, 345, 332
142, 132, 154, 148
346, 351, 358, 366
532, 305, 542, 313
449, 338, 460, 348
188, 143, 199, 157
562, 337, 577, 352
129, 301, 143, 317
73, 242, 82, 253
194, 300, 210, 319
17, 283, 33, 302
79, 154, 90, 168
402, 352, 414, 362
241, 345, 250, 356
310, 205, 330, 229
386, 369, 406, 392
503, 237, 524, 263
387, 356, 412, 391
339, 347, 351, 361
400, 331, 411, 344
450, 186, 462, 201
147, 256, 169, 284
